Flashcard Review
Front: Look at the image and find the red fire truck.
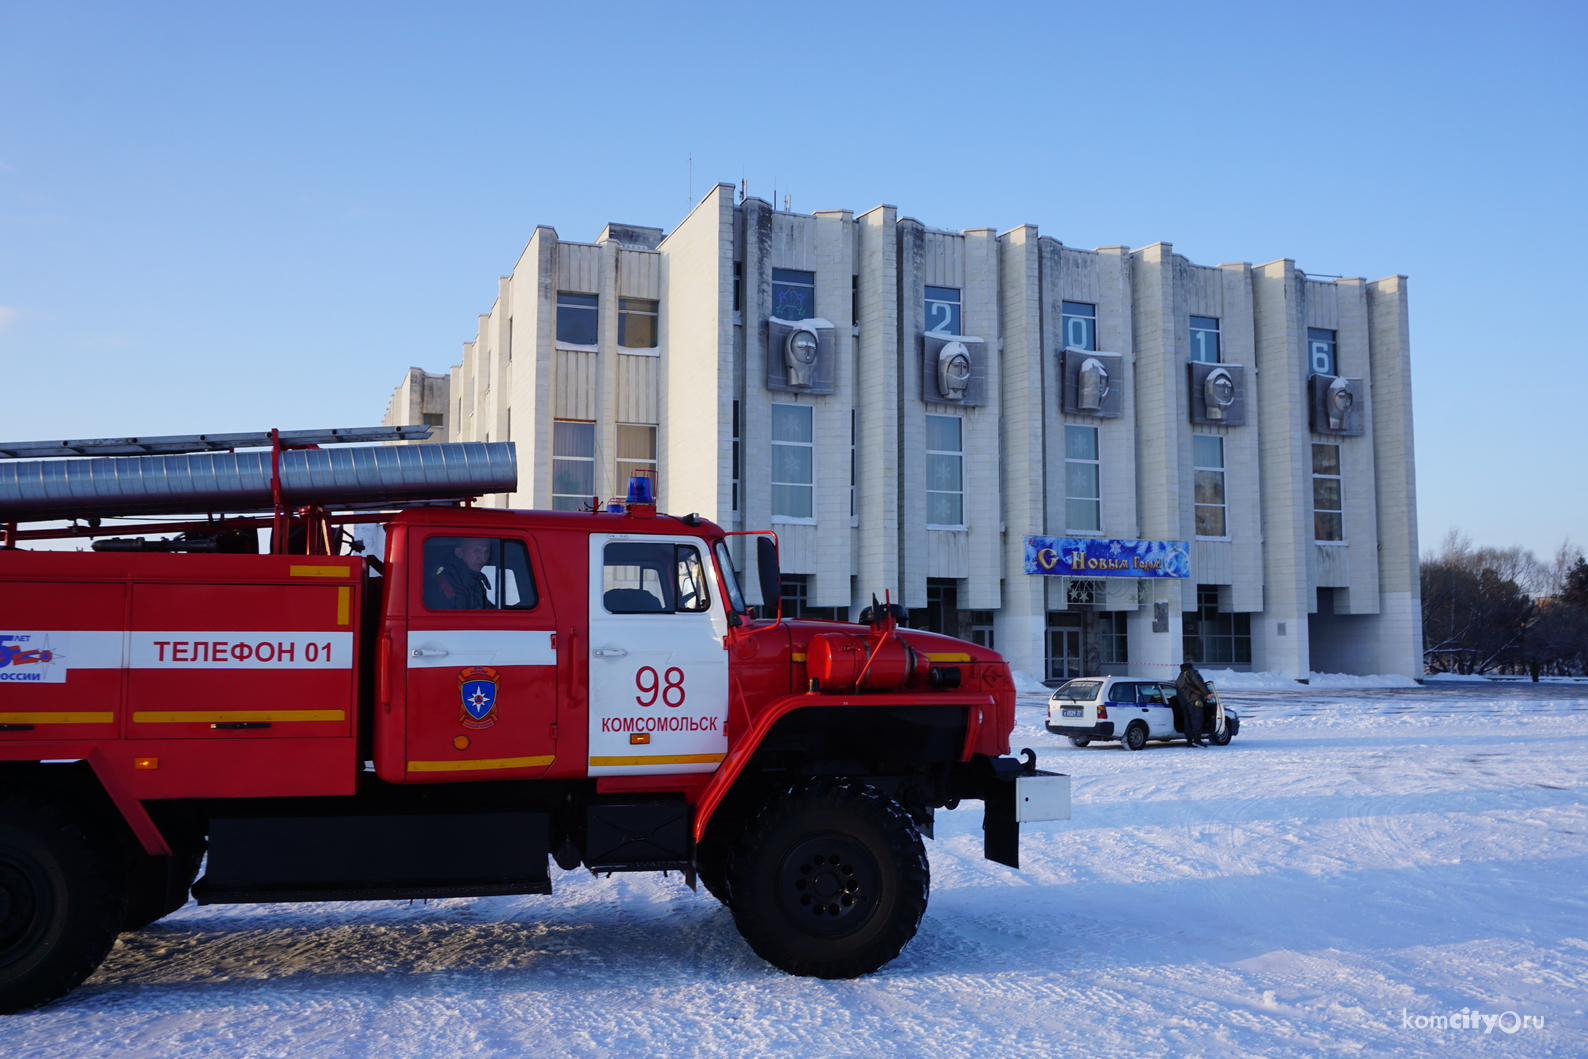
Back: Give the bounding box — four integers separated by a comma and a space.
0, 426, 1067, 1012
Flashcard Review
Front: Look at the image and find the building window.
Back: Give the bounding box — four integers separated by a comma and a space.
1193, 435, 1227, 538
852, 276, 859, 330
925, 414, 963, 527
616, 424, 657, 497
1308, 328, 1337, 375
969, 610, 995, 649
771, 268, 815, 321
1190, 315, 1221, 363
1061, 301, 1096, 351
1312, 443, 1343, 542
422, 412, 443, 427
850, 408, 857, 522
778, 574, 810, 619
912, 578, 959, 635
618, 298, 658, 348
731, 400, 741, 512
733, 262, 742, 313
775, 574, 845, 621
1064, 425, 1101, 532
771, 403, 814, 520
1099, 611, 1129, 664
551, 420, 596, 511
925, 286, 962, 334
1183, 584, 1251, 666
556, 292, 598, 346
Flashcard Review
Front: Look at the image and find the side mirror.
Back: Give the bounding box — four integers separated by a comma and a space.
756, 536, 781, 618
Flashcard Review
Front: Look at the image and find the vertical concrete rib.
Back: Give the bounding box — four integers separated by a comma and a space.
813, 209, 855, 609
1367, 274, 1423, 676
1251, 259, 1312, 677
856, 205, 899, 604
963, 227, 1003, 611
996, 225, 1044, 678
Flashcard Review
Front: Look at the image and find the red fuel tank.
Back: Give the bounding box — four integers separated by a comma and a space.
807, 630, 931, 693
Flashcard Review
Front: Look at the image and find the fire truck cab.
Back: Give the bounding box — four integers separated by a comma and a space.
0, 427, 1069, 1012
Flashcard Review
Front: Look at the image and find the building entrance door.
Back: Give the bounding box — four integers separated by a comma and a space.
1047, 626, 1082, 682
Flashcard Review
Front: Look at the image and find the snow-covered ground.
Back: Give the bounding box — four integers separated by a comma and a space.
10, 686, 1587, 1058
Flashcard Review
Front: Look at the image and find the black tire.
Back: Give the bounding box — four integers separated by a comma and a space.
121, 842, 204, 933
0, 795, 128, 1014
727, 779, 928, 979
1067, 736, 1091, 748
1121, 722, 1148, 751
695, 839, 731, 905
1209, 722, 1232, 746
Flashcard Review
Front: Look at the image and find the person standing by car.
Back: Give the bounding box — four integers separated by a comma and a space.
1174, 661, 1211, 747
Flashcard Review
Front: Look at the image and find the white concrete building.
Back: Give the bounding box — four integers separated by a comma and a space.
384, 185, 1422, 681
381, 367, 449, 442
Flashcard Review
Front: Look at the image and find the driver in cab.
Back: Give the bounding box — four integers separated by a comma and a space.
427, 537, 493, 609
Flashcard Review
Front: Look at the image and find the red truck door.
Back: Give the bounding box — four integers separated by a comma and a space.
401, 530, 558, 780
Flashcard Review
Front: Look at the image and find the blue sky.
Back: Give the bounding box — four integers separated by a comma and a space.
1, 1, 1583, 559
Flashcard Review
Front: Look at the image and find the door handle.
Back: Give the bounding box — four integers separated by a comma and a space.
411, 647, 449, 658
593, 647, 627, 658
379, 634, 392, 713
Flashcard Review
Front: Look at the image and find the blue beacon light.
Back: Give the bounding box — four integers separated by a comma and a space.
625, 473, 655, 505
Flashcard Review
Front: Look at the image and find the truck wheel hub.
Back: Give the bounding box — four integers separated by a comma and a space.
0, 853, 46, 961
778, 835, 877, 935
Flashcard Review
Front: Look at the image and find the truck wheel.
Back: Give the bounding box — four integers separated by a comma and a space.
0, 795, 128, 1014
1067, 736, 1091, 748
121, 842, 204, 933
694, 839, 731, 905
1121, 722, 1148, 751
727, 780, 928, 979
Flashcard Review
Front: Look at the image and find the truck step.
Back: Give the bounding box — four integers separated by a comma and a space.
190, 879, 552, 905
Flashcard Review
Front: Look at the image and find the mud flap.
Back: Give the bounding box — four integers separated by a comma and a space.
984, 809, 1021, 868
982, 754, 1071, 869
982, 755, 1023, 868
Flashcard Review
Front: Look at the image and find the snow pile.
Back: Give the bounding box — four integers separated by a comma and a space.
1201, 668, 1420, 689
1425, 672, 1588, 685
1011, 670, 1051, 695
1013, 668, 1421, 693
1304, 670, 1422, 688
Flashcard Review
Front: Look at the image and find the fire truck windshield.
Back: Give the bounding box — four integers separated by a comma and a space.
714, 541, 747, 613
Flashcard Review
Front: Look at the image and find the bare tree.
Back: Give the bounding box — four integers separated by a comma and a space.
1423, 534, 1588, 676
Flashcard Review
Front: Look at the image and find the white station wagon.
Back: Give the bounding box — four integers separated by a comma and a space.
1044, 675, 1239, 750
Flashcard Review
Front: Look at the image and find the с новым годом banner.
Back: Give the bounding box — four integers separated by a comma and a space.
1024, 537, 1190, 578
